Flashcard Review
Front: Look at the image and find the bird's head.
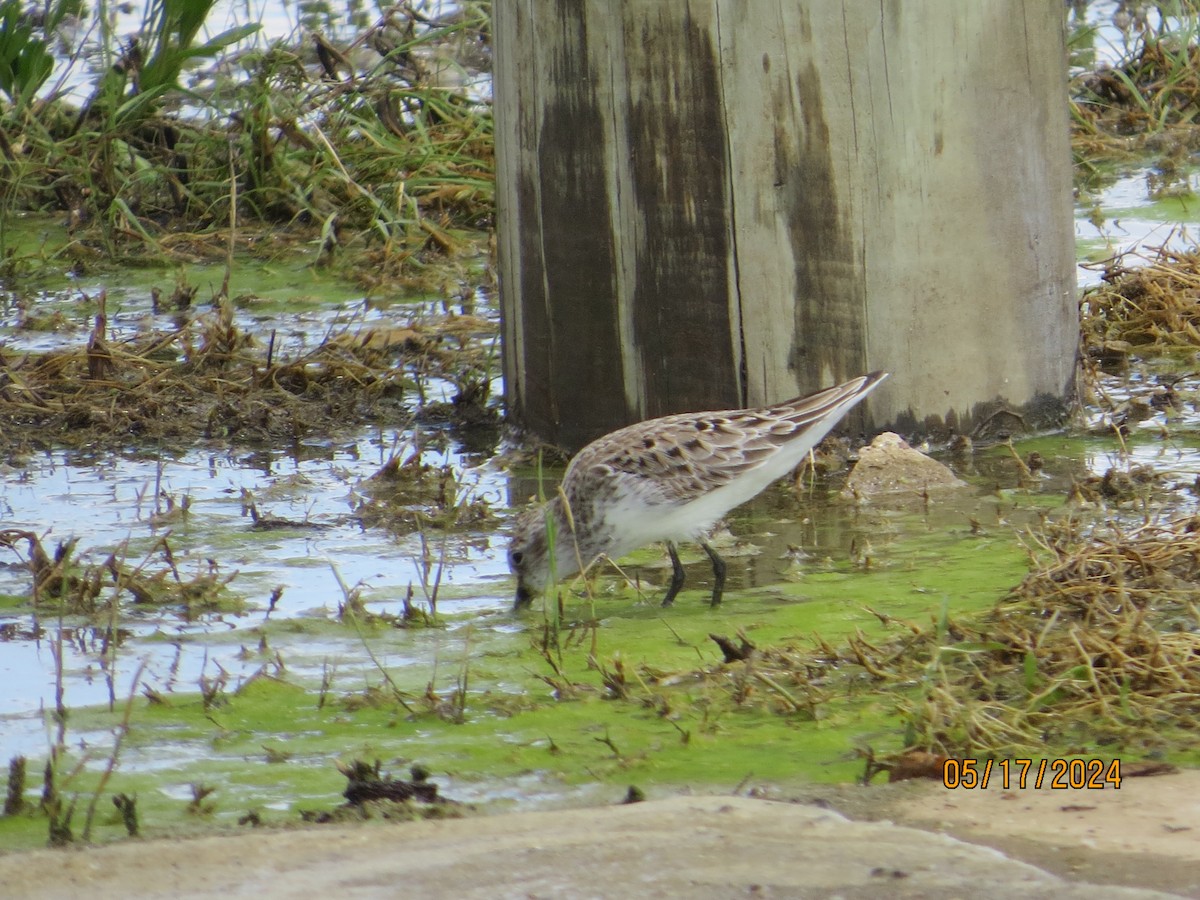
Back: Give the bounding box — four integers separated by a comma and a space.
508, 499, 556, 609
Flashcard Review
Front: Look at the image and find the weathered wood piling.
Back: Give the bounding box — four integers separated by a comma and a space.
495, 2, 1077, 451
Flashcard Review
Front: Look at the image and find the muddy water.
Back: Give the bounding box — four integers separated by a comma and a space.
2, 156, 1200, 812
0, 433, 508, 734
3, 0, 1200, 828
2, 324, 1199, 799
0, 241, 508, 759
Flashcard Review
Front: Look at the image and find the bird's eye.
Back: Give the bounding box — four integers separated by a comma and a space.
510, 550, 524, 566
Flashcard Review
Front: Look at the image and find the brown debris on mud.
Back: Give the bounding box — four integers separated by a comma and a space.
678, 514, 1200, 763
1081, 246, 1200, 353
906, 513, 1200, 754
1073, 28, 1200, 158
299, 760, 464, 824
0, 294, 496, 458
1076, 246, 1200, 438
0, 528, 237, 616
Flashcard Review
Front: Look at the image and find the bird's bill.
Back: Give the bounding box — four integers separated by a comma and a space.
513, 581, 534, 610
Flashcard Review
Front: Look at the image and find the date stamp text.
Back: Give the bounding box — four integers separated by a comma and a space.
942, 758, 1121, 790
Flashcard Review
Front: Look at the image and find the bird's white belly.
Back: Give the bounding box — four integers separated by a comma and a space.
603, 466, 784, 559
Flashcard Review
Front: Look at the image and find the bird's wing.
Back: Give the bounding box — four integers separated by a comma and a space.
563, 373, 884, 508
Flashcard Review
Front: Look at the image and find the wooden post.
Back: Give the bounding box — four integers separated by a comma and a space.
494, 1, 1077, 452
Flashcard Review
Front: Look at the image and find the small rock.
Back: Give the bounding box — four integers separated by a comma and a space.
843, 432, 966, 498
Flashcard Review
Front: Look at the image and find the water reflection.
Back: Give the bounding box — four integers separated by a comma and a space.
0, 423, 507, 749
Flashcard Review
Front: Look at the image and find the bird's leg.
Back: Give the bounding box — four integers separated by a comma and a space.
701, 541, 726, 607
661, 541, 687, 607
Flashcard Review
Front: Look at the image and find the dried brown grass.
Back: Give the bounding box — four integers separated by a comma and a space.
0, 529, 236, 615
1073, 34, 1200, 158
0, 297, 493, 454
1080, 245, 1200, 352
693, 514, 1200, 760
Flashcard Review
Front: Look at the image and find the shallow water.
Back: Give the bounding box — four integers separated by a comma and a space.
0, 429, 510, 755
1, 0, 1200, 828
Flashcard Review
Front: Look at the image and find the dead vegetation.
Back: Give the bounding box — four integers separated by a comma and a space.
355, 442, 492, 535
688, 513, 1200, 761
1072, 23, 1200, 161
0, 3, 494, 278
0, 290, 496, 457
299, 760, 463, 823
0, 284, 500, 614
1081, 245, 1200, 353
0, 529, 236, 615
1074, 245, 1200, 451
912, 513, 1200, 755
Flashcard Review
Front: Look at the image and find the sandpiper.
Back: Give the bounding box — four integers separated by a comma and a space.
508, 372, 887, 609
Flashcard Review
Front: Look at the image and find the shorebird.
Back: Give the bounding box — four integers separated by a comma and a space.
508, 372, 887, 609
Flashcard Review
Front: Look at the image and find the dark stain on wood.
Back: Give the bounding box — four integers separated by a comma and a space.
891, 391, 1071, 443
495, 2, 1076, 452
526, 0, 630, 450
626, 13, 739, 421
509, 164, 554, 436
783, 58, 867, 386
